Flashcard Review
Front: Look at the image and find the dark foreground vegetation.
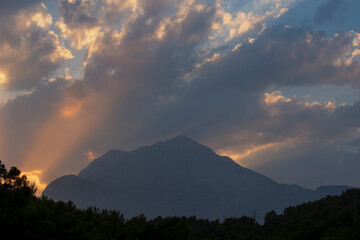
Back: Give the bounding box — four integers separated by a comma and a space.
1, 161, 359, 240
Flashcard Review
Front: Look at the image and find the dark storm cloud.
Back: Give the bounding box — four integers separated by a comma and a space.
80, 20, 360, 158
58, 0, 99, 28
190, 26, 359, 97
314, 0, 357, 25
0, 0, 42, 14
84, 1, 217, 92
79, 1, 219, 149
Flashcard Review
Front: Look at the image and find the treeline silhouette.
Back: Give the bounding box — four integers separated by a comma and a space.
1, 161, 359, 239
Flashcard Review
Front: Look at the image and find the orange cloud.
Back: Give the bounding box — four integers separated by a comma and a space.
0, 72, 7, 85
21, 170, 47, 196
218, 137, 299, 168
56, 18, 102, 50
84, 149, 99, 162
219, 142, 276, 162
263, 91, 291, 105
211, 1, 289, 42
61, 100, 84, 117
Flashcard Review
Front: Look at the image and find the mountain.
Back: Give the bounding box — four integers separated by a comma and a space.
43, 136, 350, 221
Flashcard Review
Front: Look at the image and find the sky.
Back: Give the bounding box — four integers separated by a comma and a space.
0, 0, 360, 195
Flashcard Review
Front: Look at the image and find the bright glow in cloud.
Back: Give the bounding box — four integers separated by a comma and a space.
84, 149, 99, 162
30, 3, 53, 27
21, 170, 47, 196
210, 1, 290, 42
56, 18, 102, 50
61, 102, 83, 117
218, 138, 298, 167
219, 142, 277, 165
263, 91, 339, 117
49, 36, 74, 62
263, 91, 291, 105
0, 72, 7, 85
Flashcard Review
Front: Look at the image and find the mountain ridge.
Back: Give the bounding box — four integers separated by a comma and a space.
43, 136, 351, 221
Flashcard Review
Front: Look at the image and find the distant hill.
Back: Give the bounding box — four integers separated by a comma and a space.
43, 136, 351, 221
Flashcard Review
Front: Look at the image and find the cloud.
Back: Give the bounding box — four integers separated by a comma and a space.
251, 143, 360, 188
314, 0, 357, 25
84, 149, 100, 162
21, 170, 47, 195
1, 0, 360, 192
0, 0, 42, 14
56, 0, 102, 49
187, 27, 360, 101
0, 78, 109, 183
211, 92, 360, 188
0, 2, 73, 91
212, 3, 289, 42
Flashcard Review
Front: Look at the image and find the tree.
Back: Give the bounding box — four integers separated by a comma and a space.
0, 160, 36, 208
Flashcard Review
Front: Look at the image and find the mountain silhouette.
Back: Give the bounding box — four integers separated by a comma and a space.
43, 136, 350, 221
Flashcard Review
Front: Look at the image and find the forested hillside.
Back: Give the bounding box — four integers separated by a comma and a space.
1, 161, 359, 240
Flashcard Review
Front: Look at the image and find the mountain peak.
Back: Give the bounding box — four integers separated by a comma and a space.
150, 135, 215, 157
155, 135, 197, 146
167, 135, 192, 142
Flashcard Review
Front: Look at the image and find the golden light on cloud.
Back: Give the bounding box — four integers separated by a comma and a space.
232, 43, 242, 52
61, 93, 86, 117
218, 142, 277, 164
56, 17, 102, 50
50, 44, 74, 62
61, 101, 84, 117
84, 150, 99, 162
218, 137, 300, 168
21, 2, 53, 29
263, 91, 291, 105
154, 19, 169, 40
21, 170, 47, 196
196, 53, 222, 68
31, 5, 53, 28
211, 1, 291, 43
62, 68, 72, 81
0, 72, 7, 85
264, 91, 338, 113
